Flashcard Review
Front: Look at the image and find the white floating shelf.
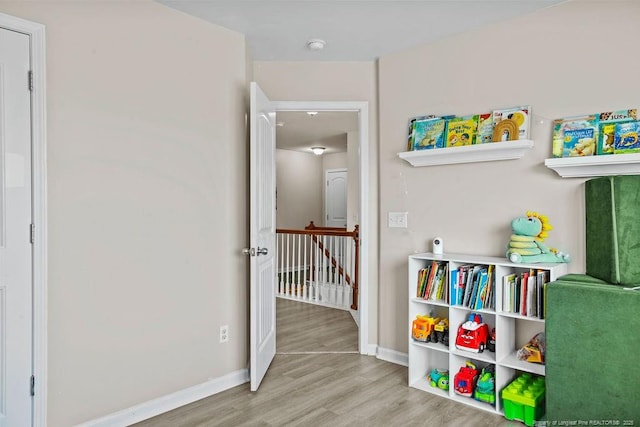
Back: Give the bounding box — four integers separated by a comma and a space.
544, 153, 640, 178
398, 139, 534, 167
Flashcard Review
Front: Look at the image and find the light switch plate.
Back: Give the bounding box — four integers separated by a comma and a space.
388, 212, 408, 228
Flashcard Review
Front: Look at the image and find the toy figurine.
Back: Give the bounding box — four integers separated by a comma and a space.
506, 211, 570, 264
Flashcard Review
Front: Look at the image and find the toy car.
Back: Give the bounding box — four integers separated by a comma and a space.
428, 368, 449, 391
411, 315, 440, 342
430, 318, 449, 346
455, 313, 490, 353
487, 328, 496, 352
454, 361, 479, 397
474, 365, 495, 404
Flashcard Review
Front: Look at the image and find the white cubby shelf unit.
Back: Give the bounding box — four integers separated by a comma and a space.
408, 252, 567, 416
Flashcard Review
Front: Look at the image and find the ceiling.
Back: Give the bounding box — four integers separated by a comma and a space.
158, 0, 566, 61
275, 111, 358, 154
158, 0, 566, 154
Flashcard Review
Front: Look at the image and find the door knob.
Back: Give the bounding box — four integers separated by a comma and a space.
242, 248, 255, 256
256, 247, 268, 256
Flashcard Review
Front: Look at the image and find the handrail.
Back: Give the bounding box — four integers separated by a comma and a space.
275, 221, 360, 310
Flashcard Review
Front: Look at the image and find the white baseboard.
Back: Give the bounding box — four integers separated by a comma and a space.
76, 369, 249, 427
376, 347, 408, 367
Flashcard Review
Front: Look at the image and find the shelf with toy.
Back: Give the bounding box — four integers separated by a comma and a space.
409, 297, 448, 309
398, 139, 534, 167
544, 152, 640, 178
499, 352, 545, 376
407, 248, 567, 420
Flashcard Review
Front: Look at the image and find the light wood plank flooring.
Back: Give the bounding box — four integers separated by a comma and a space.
134, 299, 513, 426
276, 297, 358, 354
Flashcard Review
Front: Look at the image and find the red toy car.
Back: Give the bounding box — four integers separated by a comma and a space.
454, 361, 479, 397
456, 313, 490, 353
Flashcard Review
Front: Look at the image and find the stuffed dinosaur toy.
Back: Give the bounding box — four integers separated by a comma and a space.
507, 211, 570, 263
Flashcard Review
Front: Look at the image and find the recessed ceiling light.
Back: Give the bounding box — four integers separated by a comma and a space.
306, 111, 318, 116
306, 39, 326, 51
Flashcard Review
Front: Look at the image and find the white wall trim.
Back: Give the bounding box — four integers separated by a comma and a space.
273, 101, 371, 355
0, 12, 48, 427
76, 369, 249, 427
376, 347, 408, 367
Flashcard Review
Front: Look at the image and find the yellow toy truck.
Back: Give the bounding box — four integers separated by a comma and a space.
411, 315, 440, 342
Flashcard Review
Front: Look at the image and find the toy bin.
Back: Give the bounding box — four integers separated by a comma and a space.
501, 374, 545, 427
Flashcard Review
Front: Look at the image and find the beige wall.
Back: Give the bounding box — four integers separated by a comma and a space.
254, 61, 379, 347
0, 1, 248, 425
378, 0, 640, 353
276, 149, 323, 229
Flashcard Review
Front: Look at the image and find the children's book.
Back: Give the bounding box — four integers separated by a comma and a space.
407, 115, 435, 151
492, 106, 530, 141
563, 127, 597, 157
445, 115, 479, 147
476, 113, 494, 144
412, 117, 446, 151
614, 120, 640, 154
551, 114, 598, 157
597, 109, 637, 155
450, 268, 458, 305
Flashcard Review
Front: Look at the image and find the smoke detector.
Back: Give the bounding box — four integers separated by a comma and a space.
306, 39, 326, 51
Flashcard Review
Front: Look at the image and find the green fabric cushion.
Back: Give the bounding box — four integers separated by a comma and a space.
556, 273, 611, 285
546, 279, 640, 422
585, 176, 640, 286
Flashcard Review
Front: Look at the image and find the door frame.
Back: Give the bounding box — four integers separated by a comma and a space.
273, 101, 370, 355
0, 12, 47, 426
323, 168, 347, 228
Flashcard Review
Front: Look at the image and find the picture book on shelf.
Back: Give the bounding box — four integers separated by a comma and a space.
407, 115, 436, 151
476, 113, 494, 144
445, 115, 478, 147
564, 127, 596, 157
551, 114, 598, 157
412, 117, 446, 151
614, 120, 640, 154
492, 105, 530, 141
597, 109, 637, 155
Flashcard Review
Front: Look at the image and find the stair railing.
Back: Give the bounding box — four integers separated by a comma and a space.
275, 221, 359, 310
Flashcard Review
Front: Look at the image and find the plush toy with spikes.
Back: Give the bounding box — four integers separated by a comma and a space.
506, 211, 570, 263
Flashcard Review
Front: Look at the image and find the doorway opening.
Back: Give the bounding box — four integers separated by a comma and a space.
273, 101, 369, 355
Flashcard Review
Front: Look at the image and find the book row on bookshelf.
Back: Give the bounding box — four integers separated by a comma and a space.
415, 262, 496, 311
407, 105, 530, 151
502, 269, 550, 319
415, 262, 554, 319
551, 108, 640, 157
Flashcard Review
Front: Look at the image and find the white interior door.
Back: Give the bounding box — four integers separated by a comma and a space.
0, 27, 33, 427
248, 82, 276, 391
325, 169, 347, 228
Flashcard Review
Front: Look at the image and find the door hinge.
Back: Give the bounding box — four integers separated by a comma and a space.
30, 375, 35, 396
30, 223, 35, 244
28, 70, 33, 92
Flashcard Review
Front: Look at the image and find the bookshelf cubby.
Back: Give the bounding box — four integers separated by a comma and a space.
408, 252, 567, 417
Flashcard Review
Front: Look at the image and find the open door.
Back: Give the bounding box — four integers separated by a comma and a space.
247, 82, 276, 391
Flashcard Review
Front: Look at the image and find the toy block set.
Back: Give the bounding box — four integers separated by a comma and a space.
501, 374, 546, 427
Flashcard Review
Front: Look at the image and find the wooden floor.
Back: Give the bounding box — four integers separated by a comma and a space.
134, 299, 513, 426
276, 297, 358, 354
